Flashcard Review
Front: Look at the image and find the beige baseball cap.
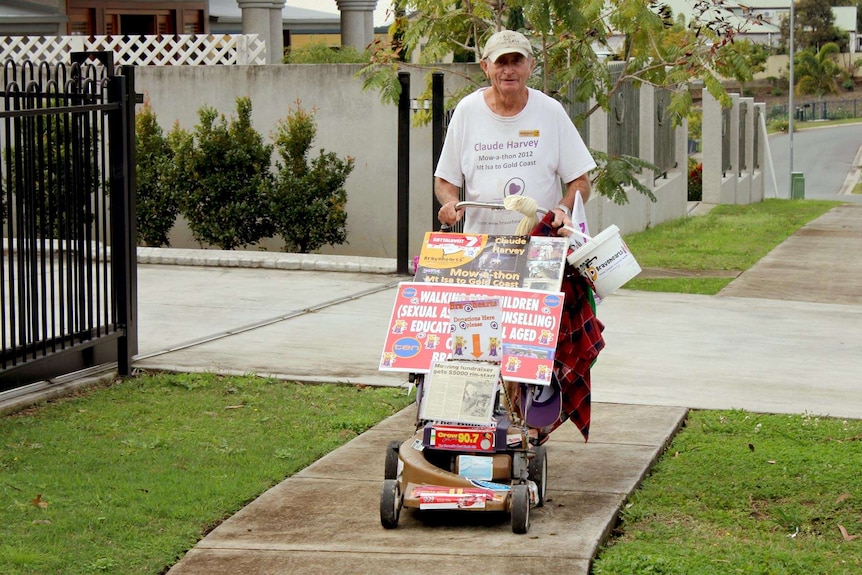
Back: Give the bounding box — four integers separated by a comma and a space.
482, 30, 533, 63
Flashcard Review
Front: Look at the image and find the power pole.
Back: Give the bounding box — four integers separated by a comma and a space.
788, 0, 795, 198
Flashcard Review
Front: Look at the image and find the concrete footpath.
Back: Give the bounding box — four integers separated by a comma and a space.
134, 203, 862, 575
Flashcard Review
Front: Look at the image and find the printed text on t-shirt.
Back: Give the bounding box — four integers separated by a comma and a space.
474, 138, 539, 172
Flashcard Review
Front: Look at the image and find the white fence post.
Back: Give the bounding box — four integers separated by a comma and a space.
237, 35, 249, 65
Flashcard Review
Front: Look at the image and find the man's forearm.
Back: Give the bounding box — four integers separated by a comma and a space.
562, 174, 591, 209
435, 177, 460, 206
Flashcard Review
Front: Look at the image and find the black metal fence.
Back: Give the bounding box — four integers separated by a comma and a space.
0, 53, 137, 392
767, 98, 862, 122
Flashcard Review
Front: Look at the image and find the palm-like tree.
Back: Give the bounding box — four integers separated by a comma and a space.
794, 42, 841, 101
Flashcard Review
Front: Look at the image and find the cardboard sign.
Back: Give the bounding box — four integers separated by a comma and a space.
418, 360, 500, 425
428, 425, 497, 452
411, 486, 500, 510
449, 299, 502, 363
414, 232, 568, 293
379, 283, 564, 385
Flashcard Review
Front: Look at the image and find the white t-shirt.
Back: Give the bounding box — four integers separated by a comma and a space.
435, 87, 596, 235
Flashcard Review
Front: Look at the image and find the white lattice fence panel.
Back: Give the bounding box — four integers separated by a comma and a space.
0, 35, 266, 66
0, 36, 76, 66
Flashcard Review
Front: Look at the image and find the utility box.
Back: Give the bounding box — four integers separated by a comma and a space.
791, 172, 805, 199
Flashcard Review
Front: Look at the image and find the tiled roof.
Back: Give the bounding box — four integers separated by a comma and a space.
208, 0, 340, 22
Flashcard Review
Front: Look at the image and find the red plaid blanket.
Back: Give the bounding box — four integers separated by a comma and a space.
531, 212, 605, 441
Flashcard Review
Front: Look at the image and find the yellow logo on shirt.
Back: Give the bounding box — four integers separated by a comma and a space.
519, 130, 540, 137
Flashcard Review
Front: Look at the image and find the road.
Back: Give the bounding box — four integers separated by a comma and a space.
763, 122, 862, 201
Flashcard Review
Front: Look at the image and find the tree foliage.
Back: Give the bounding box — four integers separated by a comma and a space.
268, 102, 354, 253
173, 97, 274, 250
284, 41, 369, 63
779, 0, 848, 52
364, 0, 758, 114
359, 0, 761, 203
135, 101, 179, 247
794, 42, 841, 99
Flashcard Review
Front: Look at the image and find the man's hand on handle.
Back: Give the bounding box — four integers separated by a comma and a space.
435, 177, 464, 228
551, 206, 573, 236
438, 200, 464, 228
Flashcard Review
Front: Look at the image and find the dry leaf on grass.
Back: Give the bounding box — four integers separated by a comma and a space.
838, 525, 859, 541
836, 493, 851, 504
32, 493, 48, 509
748, 494, 768, 521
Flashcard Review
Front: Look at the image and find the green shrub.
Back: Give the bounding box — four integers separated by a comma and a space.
135, 102, 179, 247
176, 97, 274, 250
687, 108, 702, 142
284, 41, 368, 64
268, 102, 354, 253
828, 108, 853, 120
769, 118, 789, 132
767, 105, 787, 121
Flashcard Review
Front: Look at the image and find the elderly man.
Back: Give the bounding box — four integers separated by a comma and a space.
434, 29, 596, 236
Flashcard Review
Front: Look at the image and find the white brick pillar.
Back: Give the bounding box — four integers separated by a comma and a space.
237, 0, 271, 63
270, 0, 285, 64
728, 93, 741, 204
335, 0, 377, 51
702, 90, 723, 204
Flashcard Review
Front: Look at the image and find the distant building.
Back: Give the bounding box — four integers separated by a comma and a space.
659, 0, 780, 46
208, 0, 340, 49
0, 1, 360, 50
0, 1, 208, 36
659, 0, 857, 52
0, 0, 66, 35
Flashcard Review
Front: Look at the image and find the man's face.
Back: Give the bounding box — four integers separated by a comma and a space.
481, 52, 534, 96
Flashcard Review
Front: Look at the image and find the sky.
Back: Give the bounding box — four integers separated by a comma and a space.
287, 1, 395, 27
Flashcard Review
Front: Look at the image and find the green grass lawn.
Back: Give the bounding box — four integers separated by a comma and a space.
595, 197, 862, 573
621, 198, 840, 294
592, 410, 862, 574
766, 116, 862, 134
0, 373, 413, 574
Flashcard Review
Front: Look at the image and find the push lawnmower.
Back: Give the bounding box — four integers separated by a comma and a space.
379, 201, 580, 534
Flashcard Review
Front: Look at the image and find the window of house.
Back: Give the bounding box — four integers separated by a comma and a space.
66, 2, 206, 36
67, 8, 94, 35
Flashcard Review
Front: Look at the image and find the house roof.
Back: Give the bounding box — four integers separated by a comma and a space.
208, 0, 394, 27
0, 0, 65, 33
208, 0, 340, 23
0, 0, 63, 21
661, 0, 780, 34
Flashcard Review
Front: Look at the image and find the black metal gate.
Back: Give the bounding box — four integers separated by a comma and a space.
0, 52, 137, 392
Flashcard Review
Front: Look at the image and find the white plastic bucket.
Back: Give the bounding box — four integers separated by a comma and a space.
567, 224, 641, 298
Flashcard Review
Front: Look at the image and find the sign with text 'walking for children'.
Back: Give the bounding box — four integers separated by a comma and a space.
379, 282, 564, 385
